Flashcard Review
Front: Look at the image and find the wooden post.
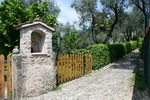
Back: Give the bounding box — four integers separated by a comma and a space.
78, 54, 81, 77
90, 54, 92, 73
81, 54, 83, 76
0, 55, 5, 99
69, 55, 72, 80
57, 55, 61, 85
66, 55, 69, 81
7, 55, 12, 100
74, 55, 77, 78
72, 54, 75, 79
63, 55, 66, 82
76, 55, 78, 78
60, 55, 63, 83
86, 54, 89, 74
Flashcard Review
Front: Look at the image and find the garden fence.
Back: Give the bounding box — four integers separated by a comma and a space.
57, 54, 92, 85
0, 54, 12, 100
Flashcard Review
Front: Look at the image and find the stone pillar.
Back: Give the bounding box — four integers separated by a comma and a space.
12, 53, 56, 99
12, 18, 56, 100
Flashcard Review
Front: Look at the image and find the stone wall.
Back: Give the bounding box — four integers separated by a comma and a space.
12, 53, 56, 99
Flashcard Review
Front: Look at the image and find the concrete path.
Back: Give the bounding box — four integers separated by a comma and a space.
27, 49, 147, 100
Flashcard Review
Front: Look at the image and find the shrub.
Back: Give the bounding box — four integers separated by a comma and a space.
87, 44, 110, 70
69, 40, 139, 70
70, 49, 90, 54
129, 41, 138, 51
107, 44, 125, 62
125, 42, 132, 54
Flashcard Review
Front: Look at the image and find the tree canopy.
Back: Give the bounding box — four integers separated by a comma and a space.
0, 0, 146, 55
0, 0, 59, 55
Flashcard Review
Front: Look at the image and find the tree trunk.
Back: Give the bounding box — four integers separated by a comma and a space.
103, 6, 118, 44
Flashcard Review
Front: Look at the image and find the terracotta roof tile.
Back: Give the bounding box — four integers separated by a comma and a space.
15, 18, 55, 31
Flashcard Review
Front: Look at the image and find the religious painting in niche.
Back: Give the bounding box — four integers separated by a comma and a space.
31, 32, 42, 53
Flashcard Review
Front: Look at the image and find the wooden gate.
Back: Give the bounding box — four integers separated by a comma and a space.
0, 54, 12, 100
57, 54, 92, 85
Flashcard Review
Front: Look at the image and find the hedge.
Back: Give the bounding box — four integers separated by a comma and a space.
71, 40, 140, 70
107, 44, 125, 62
87, 44, 110, 70
70, 49, 90, 54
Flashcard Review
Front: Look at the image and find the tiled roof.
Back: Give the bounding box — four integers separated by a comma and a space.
15, 18, 55, 31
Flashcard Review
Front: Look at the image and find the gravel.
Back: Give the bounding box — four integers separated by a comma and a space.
25, 49, 150, 100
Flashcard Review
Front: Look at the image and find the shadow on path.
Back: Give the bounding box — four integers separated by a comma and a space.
111, 49, 150, 100
111, 51, 139, 71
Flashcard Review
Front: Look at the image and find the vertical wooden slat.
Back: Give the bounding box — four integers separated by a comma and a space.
66, 55, 69, 81
7, 55, 12, 100
60, 55, 63, 83
86, 54, 89, 74
0, 55, 5, 99
57, 55, 61, 84
57, 54, 92, 84
57, 56, 59, 84
85, 54, 87, 74
61, 55, 64, 83
88, 54, 90, 73
74, 55, 77, 78
79, 54, 81, 77
90, 54, 92, 73
76, 55, 78, 78
81, 54, 83, 76
79, 54, 81, 76
78, 54, 80, 77
82, 54, 84, 75
74, 54, 76, 79
72, 54, 75, 79
69, 55, 72, 80
63, 55, 66, 82
77, 54, 79, 77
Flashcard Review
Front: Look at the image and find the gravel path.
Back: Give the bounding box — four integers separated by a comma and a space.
27, 49, 146, 100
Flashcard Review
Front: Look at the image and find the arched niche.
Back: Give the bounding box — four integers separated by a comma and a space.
31, 30, 45, 53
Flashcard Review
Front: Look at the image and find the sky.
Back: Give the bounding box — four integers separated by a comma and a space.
56, 0, 79, 24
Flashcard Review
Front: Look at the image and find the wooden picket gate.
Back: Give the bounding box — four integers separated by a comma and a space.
0, 54, 12, 100
57, 54, 92, 85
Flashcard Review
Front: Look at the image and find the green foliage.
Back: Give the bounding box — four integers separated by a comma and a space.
63, 31, 81, 53
139, 38, 144, 48
70, 49, 90, 54
0, 0, 58, 55
53, 22, 77, 55
131, 72, 147, 91
52, 85, 62, 91
124, 42, 131, 54
27, 1, 58, 27
139, 39, 144, 60
0, 0, 27, 55
129, 41, 138, 51
107, 44, 125, 62
71, 0, 110, 44
72, 40, 139, 70
87, 44, 110, 70
123, 41, 138, 54
108, 41, 138, 62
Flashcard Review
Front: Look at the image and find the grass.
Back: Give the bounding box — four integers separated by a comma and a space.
131, 72, 147, 91
52, 85, 62, 91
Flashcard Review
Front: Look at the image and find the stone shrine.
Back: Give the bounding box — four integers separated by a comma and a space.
12, 18, 56, 100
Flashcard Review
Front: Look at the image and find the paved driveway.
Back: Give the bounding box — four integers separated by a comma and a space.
27, 49, 148, 100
